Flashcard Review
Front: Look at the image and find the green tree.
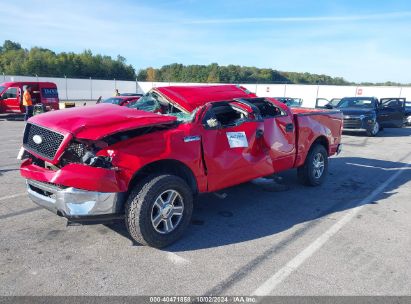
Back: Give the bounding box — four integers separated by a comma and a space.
0, 40, 136, 80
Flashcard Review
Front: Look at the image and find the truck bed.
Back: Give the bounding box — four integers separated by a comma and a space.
291, 107, 343, 168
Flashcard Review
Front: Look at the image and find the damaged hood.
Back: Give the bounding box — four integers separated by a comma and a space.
29, 104, 177, 140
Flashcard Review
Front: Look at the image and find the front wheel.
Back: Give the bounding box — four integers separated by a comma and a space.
125, 174, 193, 248
297, 144, 328, 186
366, 121, 380, 137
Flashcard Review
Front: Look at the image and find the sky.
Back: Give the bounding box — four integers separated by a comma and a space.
1, 0, 410, 83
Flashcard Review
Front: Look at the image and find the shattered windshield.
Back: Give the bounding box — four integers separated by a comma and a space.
127, 93, 160, 112
127, 92, 193, 122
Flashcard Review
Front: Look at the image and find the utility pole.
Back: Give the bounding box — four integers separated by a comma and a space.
65, 75, 68, 100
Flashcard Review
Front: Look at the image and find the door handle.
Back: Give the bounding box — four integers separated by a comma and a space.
285, 123, 294, 132
256, 129, 264, 138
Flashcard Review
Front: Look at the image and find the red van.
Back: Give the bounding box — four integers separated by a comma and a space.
0, 82, 60, 114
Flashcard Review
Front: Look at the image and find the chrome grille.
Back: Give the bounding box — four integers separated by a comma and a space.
343, 117, 362, 129
23, 123, 64, 160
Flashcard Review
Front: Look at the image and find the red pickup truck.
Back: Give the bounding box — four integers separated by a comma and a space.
19, 85, 343, 248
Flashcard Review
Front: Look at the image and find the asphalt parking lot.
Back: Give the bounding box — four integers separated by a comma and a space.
0, 118, 410, 296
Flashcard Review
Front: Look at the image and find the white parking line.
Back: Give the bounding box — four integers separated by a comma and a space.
0, 149, 21, 153
0, 193, 26, 202
0, 165, 19, 171
346, 162, 411, 171
252, 157, 411, 296
167, 252, 189, 265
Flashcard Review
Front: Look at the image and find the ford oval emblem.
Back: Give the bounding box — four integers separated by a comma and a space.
359, 115, 365, 120
33, 135, 43, 145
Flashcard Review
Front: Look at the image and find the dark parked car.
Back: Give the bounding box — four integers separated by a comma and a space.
100, 96, 140, 106
119, 93, 144, 97
335, 97, 405, 136
273, 97, 303, 107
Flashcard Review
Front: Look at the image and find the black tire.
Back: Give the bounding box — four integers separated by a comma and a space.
366, 121, 380, 137
125, 174, 193, 248
297, 144, 328, 186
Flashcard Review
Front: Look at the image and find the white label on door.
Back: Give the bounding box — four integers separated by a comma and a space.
226, 131, 248, 148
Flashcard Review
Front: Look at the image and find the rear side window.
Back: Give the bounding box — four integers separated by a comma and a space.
41, 88, 58, 98
250, 99, 285, 118
3, 88, 18, 99
381, 99, 403, 107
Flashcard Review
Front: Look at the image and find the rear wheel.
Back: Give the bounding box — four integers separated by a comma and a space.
125, 174, 193, 248
297, 144, 328, 186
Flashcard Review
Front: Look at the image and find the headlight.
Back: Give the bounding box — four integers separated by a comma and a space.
366, 114, 376, 123
61, 139, 112, 168
82, 151, 112, 168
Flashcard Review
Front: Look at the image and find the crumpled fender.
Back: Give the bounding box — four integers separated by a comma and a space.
20, 159, 131, 193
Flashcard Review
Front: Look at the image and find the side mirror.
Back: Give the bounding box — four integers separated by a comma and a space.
324, 104, 333, 109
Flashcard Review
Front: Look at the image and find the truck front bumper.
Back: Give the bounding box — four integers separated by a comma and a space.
26, 179, 124, 220
342, 117, 377, 133
336, 144, 343, 155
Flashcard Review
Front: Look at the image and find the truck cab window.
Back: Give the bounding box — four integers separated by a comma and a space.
204, 103, 249, 128
249, 99, 285, 118
3, 88, 18, 99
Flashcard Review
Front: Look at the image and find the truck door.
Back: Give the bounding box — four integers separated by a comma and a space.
249, 98, 296, 173
1, 86, 21, 113
379, 98, 405, 127
199, 101, 274, 192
